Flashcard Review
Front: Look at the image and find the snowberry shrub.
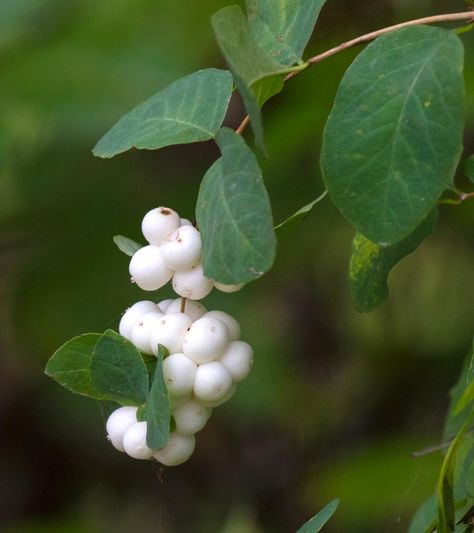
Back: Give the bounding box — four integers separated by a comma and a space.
45, 1, 474, 530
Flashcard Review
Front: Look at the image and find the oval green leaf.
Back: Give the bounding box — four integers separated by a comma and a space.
196, 128, 276, 284
296, 499, 340, 533
464, 155, 474, 184
321, 26, 464, 245
93, 69, 233, 158
90, 329, 149, 406
113, 235, 142, 257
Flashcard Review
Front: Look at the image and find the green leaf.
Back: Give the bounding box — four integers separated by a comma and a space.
437, 409, 474, 533
296, 499, 340, 533
145, 345, 170, 450
464, 155, 474, 184
196, 127, 276, 284
349, 209, 438, 312
90, 329, 149, 406
443, 339, 474, 440
113, 235, 142, 257
44, 333, 104, 398
93, 69, 233, 158
408, 495, 437, 533
321, 26, 464, 245
275, 190, 328, 237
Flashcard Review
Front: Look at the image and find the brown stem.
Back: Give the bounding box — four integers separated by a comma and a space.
180, 297, 187, 314
235, 10, 474, 135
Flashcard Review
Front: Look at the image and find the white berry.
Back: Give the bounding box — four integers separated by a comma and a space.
180, 218, 192, 226
157, 298, 173, 313
141, 207, 180, 245
153, 433, 195, 467
129, 245, 173, 291
119, 301, 159, 341
170, 394, 192, 410
172, 263, 213, 300
203, 310, 240, 341
163, 352, 197, 397
200, 383, 237, 408
193, 361, 233, 403
213, 281, 244, 293
123, 421, 154, 460
172, 400, 211, 435
167, 298, 207, 321
183, 317, 230, 364
150, 312, 192, 355
106, 406, 138, 452
130, 311, 163, 354
220, 341, 253, 382
161, 225, 202, 272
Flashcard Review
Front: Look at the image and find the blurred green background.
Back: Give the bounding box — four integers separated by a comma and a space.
1, 0, 473, 531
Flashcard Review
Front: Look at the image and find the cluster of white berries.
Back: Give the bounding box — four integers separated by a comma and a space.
129, 207, 242, 299
106, 207, 253, 466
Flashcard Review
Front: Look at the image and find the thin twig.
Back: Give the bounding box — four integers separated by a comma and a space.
235, 10, 474, 135
180, 297, 187, 314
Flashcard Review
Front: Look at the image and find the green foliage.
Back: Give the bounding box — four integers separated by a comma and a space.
274, 190, 328, 237
464, 155, 474, 183
93, 69, 233, 158
90, 329, 149, 406
349, 210, 438, 312
321, 26, 464, 245
212, 1, 325, 150
296, 499, 339, 533
145, 345, 170, 450
113, 235, 142, 257
44, 333, 104, 399
408, 495, 437, 533
197, 128, 276, 284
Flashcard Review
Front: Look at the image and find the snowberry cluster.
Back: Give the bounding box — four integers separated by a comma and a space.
129, 207, 242, 298
107, 296, 253, 466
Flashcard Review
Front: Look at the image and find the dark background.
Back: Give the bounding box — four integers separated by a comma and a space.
1, 0, 473, 531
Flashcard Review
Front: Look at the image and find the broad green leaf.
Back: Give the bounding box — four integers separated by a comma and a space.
454, 340, 474, 416
93, 69, 233, 158
408, 495, 437, 533
445, 339, 474, 439
296, 499, 340, 533
349, 209, 438, 312
321, 26, 464, 245
145, 345, 170, 450
113, 235, 141, 257
275, 190, 328, 237
247, 0, 327, 65
44, 333, 103, 398
464, 155, 474, 184
90, 329, 149, 406
437, 409, 474, 533
196, 128, 276, 284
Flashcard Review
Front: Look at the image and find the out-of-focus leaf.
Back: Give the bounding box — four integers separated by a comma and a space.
464, 155, 474, 184
321, 26, 464, 245
113, 235, 142, 257
275, 190, 327, 237
145, 345, 170, 450
296, 499, 340, 532
408, 495, 437, 533
454, 340, 474, 416
90, 329, 149, 406
349, 210, 438, 312
197, 128, 276, 284
93, 69, 233, 158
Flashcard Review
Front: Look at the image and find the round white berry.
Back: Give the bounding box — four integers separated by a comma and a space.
163, 353, 197, 397
213, 281, 244, 293
203, 310, 240, 341
123, 421, 154, 460
170, 394, 192, 410
129, 246, 173, 291
119, 301, 159, 341
130, 311, 163, 354
141, 207, 180, 245
106, 406, 138, 452
180, 218, 192, 227
157, 298, 173, 313
172, 400, 211, 435
172, 263, 213, 300
153, 433, 195, 467
200, 383, 237, 408
183, 317, 230, 364
161, 225, 202, 272
167, 298, 207, 322
220, 341, 253, 382
149, 312, 192, 355
193, 361, 233, 403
